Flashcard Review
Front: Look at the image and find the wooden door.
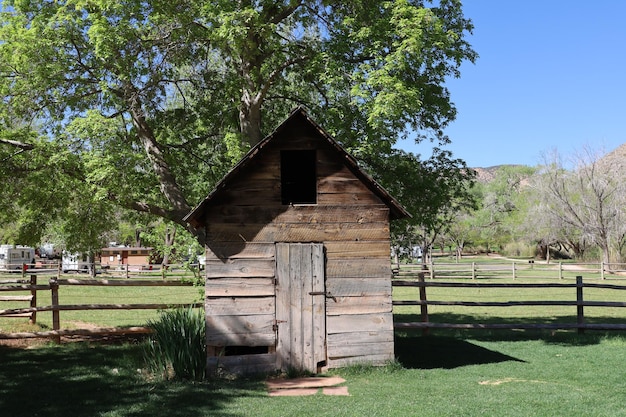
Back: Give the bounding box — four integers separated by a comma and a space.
275, 243, 326, 373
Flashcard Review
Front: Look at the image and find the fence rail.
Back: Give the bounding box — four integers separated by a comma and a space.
394, 260, 626, 280
5, 262, 626, 342
0, 272, 199, 342
0, 261, 203, 280
392, 273, 626, 333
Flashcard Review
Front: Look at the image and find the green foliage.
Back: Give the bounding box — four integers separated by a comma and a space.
382, 147, 477, 260
144, 307, 206, 381
136, 221, 204, 265
0, 0, 477, 249
501, 241, 535, 258
465, 166, 537, 252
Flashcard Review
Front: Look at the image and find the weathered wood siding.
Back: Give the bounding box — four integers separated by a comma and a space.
202, 128, 395, 373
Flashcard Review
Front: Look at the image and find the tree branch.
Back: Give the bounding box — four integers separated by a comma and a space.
268, 1, 304, 25
0, 138, 35, 150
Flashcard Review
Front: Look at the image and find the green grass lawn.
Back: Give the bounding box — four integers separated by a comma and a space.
2, 260, 626, 416
1, 331, 626, 416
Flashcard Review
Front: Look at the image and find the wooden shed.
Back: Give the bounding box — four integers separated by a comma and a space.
99, 246, 153, 270
184, 107, 410, 375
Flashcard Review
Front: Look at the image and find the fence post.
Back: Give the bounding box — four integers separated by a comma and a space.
50, 277, 61, 343
576, 276, 584, 334
512, 262, 516, 280
471, 262, 476, 280
418, 272, 429, 336
29, 275, 37, 325
125, 264, 129, 279
559, 262, 563, 280
429, 261, 434, 280
601, 262, 605, 280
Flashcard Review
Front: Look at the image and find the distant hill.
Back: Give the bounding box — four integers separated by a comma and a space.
472, 165, 527, 183
598, 143, 626, 170
472, 143, 626, 183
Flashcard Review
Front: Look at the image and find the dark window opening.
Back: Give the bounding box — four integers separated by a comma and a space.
223, 345, 270, 356
281, 150, 317, 204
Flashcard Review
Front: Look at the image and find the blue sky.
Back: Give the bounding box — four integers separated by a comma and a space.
398, 0, 626, 167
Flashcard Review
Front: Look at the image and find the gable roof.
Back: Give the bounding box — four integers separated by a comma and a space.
184, 107, 410, 227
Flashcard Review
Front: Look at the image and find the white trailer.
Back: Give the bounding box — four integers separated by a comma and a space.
61, 252, 90, 273
0, 245, 36, 270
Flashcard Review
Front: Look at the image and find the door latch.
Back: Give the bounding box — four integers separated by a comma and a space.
272, 319, 287, 332
308, 291, 337, 302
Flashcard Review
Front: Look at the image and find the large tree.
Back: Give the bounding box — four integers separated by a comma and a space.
0, 0, 476, 246
473, 165, 536, 252
532, 148, 626, 265
382, 147, 477, 264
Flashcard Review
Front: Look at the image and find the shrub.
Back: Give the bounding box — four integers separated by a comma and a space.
144, 307, 206, 381
502, 241, 535, 258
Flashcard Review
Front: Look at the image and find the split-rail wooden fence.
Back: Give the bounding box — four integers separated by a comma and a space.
0, 264, 201, 342
393, 273, 626, 334
394, 260, 626, 280
4, 261, 626, 342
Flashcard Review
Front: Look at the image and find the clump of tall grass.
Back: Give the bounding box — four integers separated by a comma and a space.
143, 307, 206, 381
338, 360, 404, 376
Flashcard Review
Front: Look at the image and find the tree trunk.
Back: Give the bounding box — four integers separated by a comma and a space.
161, 227, 176, 267
240, 91, 263, 147
392, 246, 399, 270
133, 229, 142, 247
601, 244, 611, 269
88, 253, 96, 278
122, 86, 191, 220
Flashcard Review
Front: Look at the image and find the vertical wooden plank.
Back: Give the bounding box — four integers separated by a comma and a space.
311, 243, 326, 369
300, 244, 314, 372
275, 243, 290, 371
290, 244, 304, 370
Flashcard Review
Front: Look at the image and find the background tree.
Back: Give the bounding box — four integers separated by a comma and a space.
470, 165, 535, 252
533, 148, 626, 266
384, 147, 477, 264
524, 179, 590, 262
444, 210, 476, 261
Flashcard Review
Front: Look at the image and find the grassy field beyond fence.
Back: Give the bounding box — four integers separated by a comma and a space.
0, 270, 201, 334
393, 257, 626, 332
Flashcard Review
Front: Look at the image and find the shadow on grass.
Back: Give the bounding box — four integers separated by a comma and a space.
0, 342, 264, 417
394, 334, 525, 370
395, 313, 626, 346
